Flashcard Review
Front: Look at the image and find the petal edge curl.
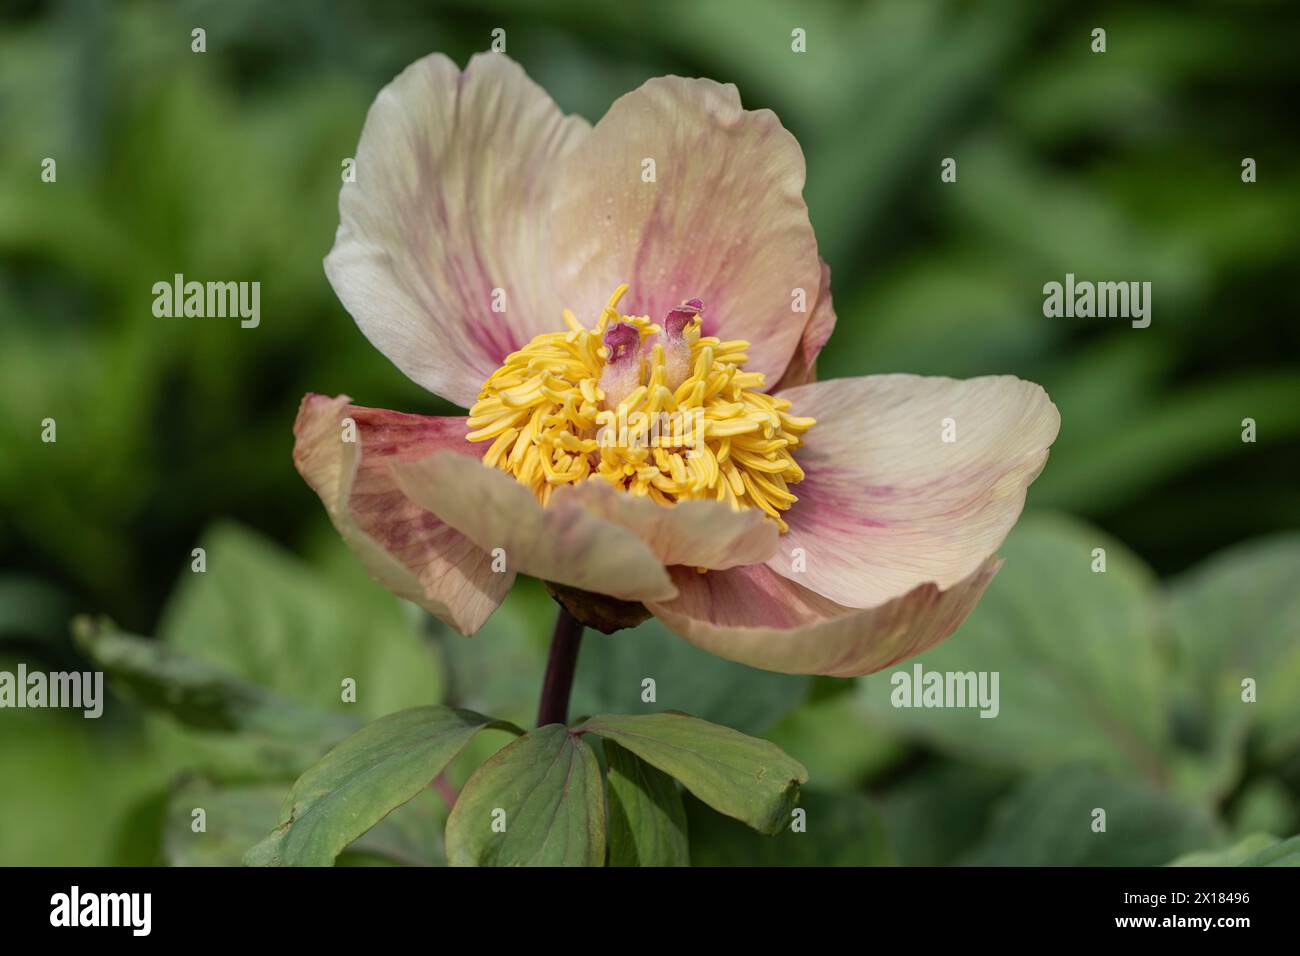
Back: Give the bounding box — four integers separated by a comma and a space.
292, 394, 511, 634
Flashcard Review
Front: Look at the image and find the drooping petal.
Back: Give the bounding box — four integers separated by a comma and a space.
771, 259, 836, 392
647, 559, 1001, 677
559, 481, 779, 571
547, 76, 823, 386
768, 374, 1059, 608
325, 53, 591, 407
292, 394, 512, 634
388, 451, 678, 603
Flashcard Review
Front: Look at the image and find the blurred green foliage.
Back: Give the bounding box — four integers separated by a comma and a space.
1, 0, 1298, 865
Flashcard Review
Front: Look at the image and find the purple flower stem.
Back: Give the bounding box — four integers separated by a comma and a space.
536, 606, 585, 727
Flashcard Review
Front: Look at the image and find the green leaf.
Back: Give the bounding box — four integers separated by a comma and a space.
1033, 373, 1300, 514
0, 575, 70, 643
1167, 834, 1282, 868
685, 790, 892, 867
763, 693, 904, 790
165, 779, 444, 868
1169, 534, 1300, 765
166, 782, 294, 868
858, 513, 1169, 779
604, 740, 689, 867
73, 615, 358, 781
949, 139, 1195, 299
828, 252, 1052, 383
571, 615, 810, 736
1228, 781, 1297, 840
962, 764, 1219, 866
1236, 834, 1300, 867
245, 706, 514, 866
801, 4, 1019, 261
0, 694, 168, 865
72, 616, 356, 743
445, 725, 605, 867
576, 712, 808, 835
335, 793, 445, 868
877, 761, 1017, 866
159, 523, 443, 720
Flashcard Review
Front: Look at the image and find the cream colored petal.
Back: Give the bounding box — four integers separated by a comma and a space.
771, 258, 836, 392
768, 374, 1059, 608
389, 451, 677, 603
558, 480, 779, 570
326, 53, 590, 407
647, 559, 1001, 677
292, 394, 511, 634
547, 76, 822, 385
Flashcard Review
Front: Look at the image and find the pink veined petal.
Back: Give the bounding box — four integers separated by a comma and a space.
646, 559, 1002, 677
547, 75, 823, 386
292, 394, 512, 634
768, 374, 1060, 609
771, 258, 836, 392
387, 451, 678, 603
325, 53, 591, 408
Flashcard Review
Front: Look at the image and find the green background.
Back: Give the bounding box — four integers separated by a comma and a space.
1, 0, 1298, 865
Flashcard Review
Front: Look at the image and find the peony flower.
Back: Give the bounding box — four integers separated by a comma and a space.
293, 52, 1059, 677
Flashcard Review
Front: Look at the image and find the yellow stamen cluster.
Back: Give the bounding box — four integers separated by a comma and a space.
466, 286, 814, 531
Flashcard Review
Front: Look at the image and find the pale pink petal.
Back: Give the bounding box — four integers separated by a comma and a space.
292, 394, 511, 634
547, 76, 822, 386
647, 560, 1001, 677
769, 375, 1059, 608
388, 452, 678, 603
559, 481, 779, 570
771, 259, 836, 392
325, 53, 591, 407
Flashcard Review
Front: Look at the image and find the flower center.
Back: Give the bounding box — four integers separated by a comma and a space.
466, 286, 814, 531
